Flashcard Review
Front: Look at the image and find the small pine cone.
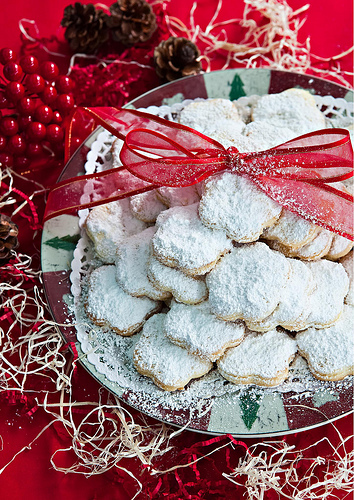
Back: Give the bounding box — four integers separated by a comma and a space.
154, 37, 202, 82
107, 0, 157, 46
61, 3, 109, 54
0, 214, 19, 261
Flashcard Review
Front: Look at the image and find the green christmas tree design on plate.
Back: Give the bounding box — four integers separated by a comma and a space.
44, 234, 80, 251
239, 390, 262, 430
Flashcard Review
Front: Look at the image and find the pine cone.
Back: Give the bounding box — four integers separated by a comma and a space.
0, 214, 19, 261
154, 37, 202, 82
107, 0, 157, 46
61, 3, 109, 54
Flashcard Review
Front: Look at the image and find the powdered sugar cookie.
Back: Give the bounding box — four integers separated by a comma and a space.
85, 199, 147, 263
296, 305, 354, 381
85, 265, 160, 336
152, 203, 233, 275
178, 98, 245, 137
233, 95, 260, 123
262, 209, 320, 250
206, 242, 291, 322
339, 251, 354, 306
209, 129, 257, 152
326, 234, 354, 261
304, 259, 349, 328
164, 300, 246, 362
268, 228, 333, 261
156, 186, 200, 207
217, 329, 297, 387
199, 172, 282, 243
246, 258, 315, 332
243, 121, 296, 151
147, 255, 208, 304
129, 190, 167, 223
133, 313, 213, 391
251, 88, 326, 135
115, 226, 170, 301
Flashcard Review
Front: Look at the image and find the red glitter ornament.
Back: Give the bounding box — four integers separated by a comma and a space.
0, 47, 75, 169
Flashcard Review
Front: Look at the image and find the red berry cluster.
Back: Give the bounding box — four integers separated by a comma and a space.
0, 48, 75, 169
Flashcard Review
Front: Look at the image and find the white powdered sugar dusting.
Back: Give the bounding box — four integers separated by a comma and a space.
115, 226, 170, 300
86, 265, 159, 334
147, 255, 207, 304
156, 185, 200, 207
246, 258, 315, 332
130, 190, 167, 222
178, 98, 246, 137
152, 203, 233, 274
251, 89, 326, 135
304, 259, 349, 327
340, 251, 354, 305
207, 242, 291, 321
327, 234, 354, 259
133, 313, 213, 390
262, 209, 320, 249
85, 198, 147, 263
296, 305, 354, 379
199, 172, 282, 242
217, 329, 297, 385
164, 300, 245, 361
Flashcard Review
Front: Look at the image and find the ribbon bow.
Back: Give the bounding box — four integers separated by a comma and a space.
45, 107, 354, 240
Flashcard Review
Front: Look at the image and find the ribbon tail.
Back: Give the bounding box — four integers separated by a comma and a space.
253, 176, 354, 240
43, 165, 156, 222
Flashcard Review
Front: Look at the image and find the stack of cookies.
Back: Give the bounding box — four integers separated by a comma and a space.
83, 90, 354, 391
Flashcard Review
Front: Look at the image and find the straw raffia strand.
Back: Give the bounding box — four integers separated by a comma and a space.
164, 0, 353, 88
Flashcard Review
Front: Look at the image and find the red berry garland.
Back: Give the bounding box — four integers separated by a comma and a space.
0, 48, 75, 168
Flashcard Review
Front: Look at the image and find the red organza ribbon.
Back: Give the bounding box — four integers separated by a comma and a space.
45, 107, 354, 240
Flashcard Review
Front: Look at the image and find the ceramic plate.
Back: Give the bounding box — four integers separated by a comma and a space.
41, 68, 353, 437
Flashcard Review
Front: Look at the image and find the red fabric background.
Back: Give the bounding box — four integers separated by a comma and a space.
0, 1, 353, 499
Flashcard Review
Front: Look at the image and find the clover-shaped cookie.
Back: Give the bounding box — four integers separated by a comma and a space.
164, 300, 245, 362
199, 172, 282, 243
152, 203, 233, 275
297, 305, 354, 381
85, 199, 147, 263
85, 265, 160, 336
133, 313, 213, 391
115, 226, 171, 301
217, 329, 297, 387
207, 242, 291, 322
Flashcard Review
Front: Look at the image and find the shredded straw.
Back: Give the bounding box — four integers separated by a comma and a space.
164, 0, 353, 87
